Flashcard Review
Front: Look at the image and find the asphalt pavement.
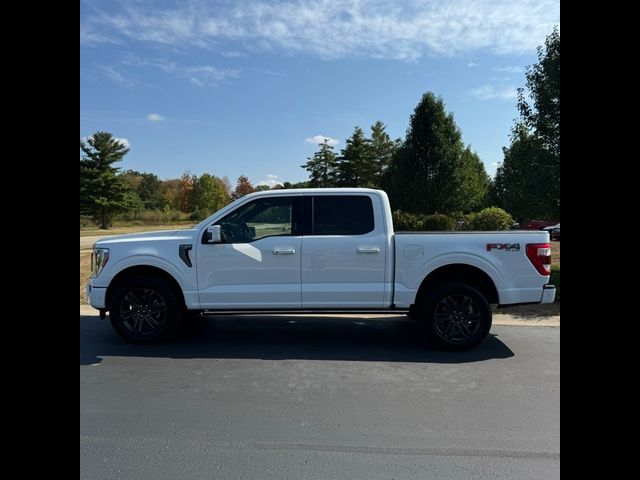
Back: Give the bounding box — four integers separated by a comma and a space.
80, 310, 559, 480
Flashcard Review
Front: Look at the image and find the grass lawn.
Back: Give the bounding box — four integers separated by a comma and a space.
551, 240, 560, 266
80, 223, 194, 237
80, 251, 91, 305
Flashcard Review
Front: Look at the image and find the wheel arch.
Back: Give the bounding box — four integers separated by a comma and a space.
413, 263, 499, 309
105, 265, 187, 311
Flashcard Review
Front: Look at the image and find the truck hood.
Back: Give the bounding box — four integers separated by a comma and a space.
93, 229, 197, 247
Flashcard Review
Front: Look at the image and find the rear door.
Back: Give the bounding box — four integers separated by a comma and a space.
301, 194, 387, 308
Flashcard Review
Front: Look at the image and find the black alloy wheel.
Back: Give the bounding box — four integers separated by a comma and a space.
420, 282, 492, 350
109, 275, 183, 343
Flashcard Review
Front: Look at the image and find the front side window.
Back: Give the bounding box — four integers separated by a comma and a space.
215, 197, 293, 243
313, 196, 374, 235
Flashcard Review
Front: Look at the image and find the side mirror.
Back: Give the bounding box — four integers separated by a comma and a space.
206, 225, 222, 244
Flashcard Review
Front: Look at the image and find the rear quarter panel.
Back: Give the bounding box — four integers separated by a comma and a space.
394, 231, 551, 307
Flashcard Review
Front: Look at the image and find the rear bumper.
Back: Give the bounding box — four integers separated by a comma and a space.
541, 284, 556, 303
86, 281, 107, 309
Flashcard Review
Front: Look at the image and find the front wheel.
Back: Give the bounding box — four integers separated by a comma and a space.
109, 275, 183, 343
418, 282, 492, 350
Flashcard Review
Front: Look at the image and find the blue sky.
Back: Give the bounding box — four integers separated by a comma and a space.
80, 0, 560, 187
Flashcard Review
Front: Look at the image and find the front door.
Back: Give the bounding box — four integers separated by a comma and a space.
196, 195, 303, 309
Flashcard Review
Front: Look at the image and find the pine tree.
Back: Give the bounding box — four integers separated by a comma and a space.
336, 127, 374, 187
301, 141, 337, 187
369, 121, 398, 185
80, 132, 131, 229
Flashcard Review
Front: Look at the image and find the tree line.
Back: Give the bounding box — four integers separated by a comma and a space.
302, 100, 490, 216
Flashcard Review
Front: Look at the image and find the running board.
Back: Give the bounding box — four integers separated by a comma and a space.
199, 309, 409, 316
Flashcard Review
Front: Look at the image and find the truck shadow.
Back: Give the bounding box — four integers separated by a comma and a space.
80, 314, 514, 366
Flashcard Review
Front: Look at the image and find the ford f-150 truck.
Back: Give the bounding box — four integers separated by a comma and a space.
87, 188, 555, 349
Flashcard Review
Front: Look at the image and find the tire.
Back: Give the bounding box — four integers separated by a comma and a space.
109, 275, 184, 343
418, 282, 492, 350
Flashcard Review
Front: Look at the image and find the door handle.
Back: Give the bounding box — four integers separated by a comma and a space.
273, 248, 296, 255
357, 247, 381, 254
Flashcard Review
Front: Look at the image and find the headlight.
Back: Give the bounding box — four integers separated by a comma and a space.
90, 248, 110, 278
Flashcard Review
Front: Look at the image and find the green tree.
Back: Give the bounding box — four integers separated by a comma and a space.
455, 147, 490, 212
495, 125, 556, 223
518, 27, 560, 160
119, 170, 165, 211
119, 170, 144, 211
385, 92, 484, 214
254, 184, 271, 192
301, 140, 337, 187
137, 173, 165, 210
192, 173, 231, 216
80, 132, 131, 229
336, 127, 374, 187
233, 175, 255, 199
498, 27, 560, 221
369, 121, 399, 184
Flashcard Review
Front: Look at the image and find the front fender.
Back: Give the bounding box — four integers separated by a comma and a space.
95, 254, 199, 308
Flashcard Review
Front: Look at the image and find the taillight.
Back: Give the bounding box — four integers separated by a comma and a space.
526, 243, 552, 275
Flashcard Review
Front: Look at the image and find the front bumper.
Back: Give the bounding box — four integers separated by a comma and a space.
86, 280, 107, 309
541, 284, 556, 303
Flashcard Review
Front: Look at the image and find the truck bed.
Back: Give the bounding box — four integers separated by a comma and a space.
393, 230, 551, 307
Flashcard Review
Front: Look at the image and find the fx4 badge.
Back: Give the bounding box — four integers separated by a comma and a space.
486, 243, 520, 252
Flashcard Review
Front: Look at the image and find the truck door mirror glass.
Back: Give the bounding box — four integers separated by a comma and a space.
206, 225, 222, 244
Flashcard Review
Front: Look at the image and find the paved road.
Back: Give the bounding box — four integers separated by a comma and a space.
80, 312, 559, 479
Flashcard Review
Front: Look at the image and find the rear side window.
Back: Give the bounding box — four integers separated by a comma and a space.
312, 195, 374, 235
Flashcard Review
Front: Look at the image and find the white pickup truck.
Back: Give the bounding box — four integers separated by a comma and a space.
87, 188, 555, 349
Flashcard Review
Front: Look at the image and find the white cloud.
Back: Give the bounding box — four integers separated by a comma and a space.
122, 55, 176, 73
81, 135, 130, 149
305, 135, 339, 147
257, 174, 284, 188
115, 137, 131, 149
97, 65, 157, 89
81, 0, 560, 60
186, 65, 240, 87
98, 65, 135, 88
102, 53, 239, 88
467, 62, 479, 67
494, 66, 524, 73
469, 84, 518, 101
146, 113, 165, 122
221, 51, 248, 58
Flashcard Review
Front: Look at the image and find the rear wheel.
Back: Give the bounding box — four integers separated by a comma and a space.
418, 282, 492, 350
109, 275, 183, 343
